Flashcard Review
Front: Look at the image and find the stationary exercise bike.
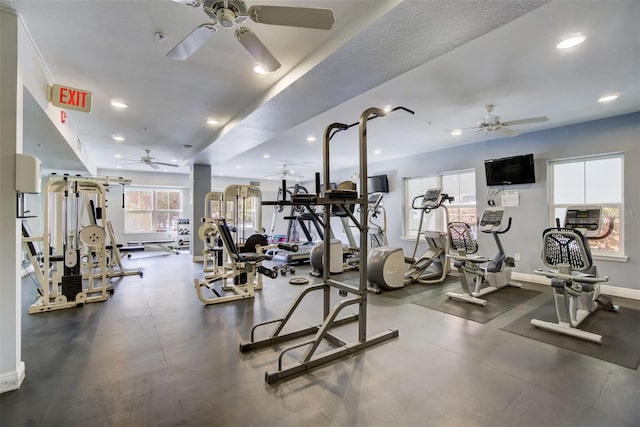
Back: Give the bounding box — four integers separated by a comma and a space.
530, 206, 617, 344
446, 207, 520, 306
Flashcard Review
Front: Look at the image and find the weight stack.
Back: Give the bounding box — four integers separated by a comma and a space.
61, 274, 83, 302
233, 272, 248, 285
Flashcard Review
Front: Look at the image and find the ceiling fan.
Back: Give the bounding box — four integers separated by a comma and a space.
451, 104, 549, 137
265, 163, 303, 179
168, 0, 335, 72
122, 149, 179, 170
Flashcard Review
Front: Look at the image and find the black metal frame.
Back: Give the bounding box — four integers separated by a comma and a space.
239, 106, 413, 384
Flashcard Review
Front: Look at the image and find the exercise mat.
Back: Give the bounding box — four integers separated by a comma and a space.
501, 299, 640, 369
412, 285, 541, 323
381, 275, 460, 299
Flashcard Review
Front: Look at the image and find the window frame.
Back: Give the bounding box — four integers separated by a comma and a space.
548, 152, 625, 258
124, 187, 184, 234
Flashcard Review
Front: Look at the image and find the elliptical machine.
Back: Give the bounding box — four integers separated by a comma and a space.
403, 188, 454, 284
368, 188, 452, 292
446, 207, 520, 306
530, 206, 617, 344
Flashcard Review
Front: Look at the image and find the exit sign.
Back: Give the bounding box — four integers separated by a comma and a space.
49, 84, 92, 113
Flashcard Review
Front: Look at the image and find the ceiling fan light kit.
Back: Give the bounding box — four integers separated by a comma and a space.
449, 104, 549, 138
169, 0, 335, 71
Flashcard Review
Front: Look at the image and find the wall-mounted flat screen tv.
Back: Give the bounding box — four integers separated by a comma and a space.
367, 174, 389, 193
485, 153, 535, 186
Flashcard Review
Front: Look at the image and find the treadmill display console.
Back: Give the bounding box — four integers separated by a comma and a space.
422, 189, 441, 208
565, 208, 601, 231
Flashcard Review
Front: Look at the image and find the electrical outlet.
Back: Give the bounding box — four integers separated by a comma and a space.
514, 253, 521, 261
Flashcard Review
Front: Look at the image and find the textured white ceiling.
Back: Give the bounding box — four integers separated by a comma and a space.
8, 0, 640, 180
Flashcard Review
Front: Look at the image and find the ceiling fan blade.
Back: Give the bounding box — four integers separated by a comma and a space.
496, 127, 520, 137
154, 161, 180, 167
149, 162, 160, 170
502, 116, 549, 126
167, 23, 217, 60
248, 5, 335, 30
172, 0, 202, 6
235, 27, 280, 72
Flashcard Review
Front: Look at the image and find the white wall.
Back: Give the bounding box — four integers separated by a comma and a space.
341, 112, 639, 290
97, 169, 288, 246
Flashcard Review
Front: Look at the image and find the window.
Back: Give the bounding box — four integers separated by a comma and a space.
125, 187, 183, 233
442, 170, 477, 226
549, 153, 624, 256
404, 169, 476, 238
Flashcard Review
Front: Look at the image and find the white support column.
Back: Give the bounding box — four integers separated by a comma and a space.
190, 163, 211, 261
0, 10, 26, 393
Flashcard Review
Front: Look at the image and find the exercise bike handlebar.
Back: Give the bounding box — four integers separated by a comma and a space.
534, 268, 609, 284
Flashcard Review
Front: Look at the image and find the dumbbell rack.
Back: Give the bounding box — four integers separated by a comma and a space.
175, 218, 190, 250
239, 106, 413, 384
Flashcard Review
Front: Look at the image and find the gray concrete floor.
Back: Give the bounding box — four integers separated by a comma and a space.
1, 252, 639, 426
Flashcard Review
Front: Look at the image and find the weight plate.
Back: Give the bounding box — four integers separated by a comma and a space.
79, 224, 106, 247
288, 276, 309, 285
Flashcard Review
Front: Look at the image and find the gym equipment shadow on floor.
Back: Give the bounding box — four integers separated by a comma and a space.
501, 299, 640, 369
382, 275, 460, 299
412, 285, 541, 323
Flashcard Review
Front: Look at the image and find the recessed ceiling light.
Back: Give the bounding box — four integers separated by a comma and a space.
306, 136, 316, 143
263, 154, 270, 158
162, 169, 168, 172
254, 65, 268, 74
235, 165, 242, 169
112, 135, 125, 142
206, 118, 219, 125
170, 159, 178, 163
556, 33, 587, 49
113, 153, 123, 158
115, 165, 122, 169
450, 129, 462, 136
373, 149, 382, 155
598, 94, 619, 103
110, 100, 128, 109
383, 105, 392, 113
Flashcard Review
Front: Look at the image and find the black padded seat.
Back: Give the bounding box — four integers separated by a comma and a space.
215, 219, 269, 263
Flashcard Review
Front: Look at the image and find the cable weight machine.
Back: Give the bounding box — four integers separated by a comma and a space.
26, 175, 130, 314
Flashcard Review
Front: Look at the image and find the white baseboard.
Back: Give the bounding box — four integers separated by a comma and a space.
512, 272, 640, 301
0, 361, 25, 394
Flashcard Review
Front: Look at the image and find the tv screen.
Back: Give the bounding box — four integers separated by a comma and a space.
368, 174, 389, 193
485, 154, 535, 186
